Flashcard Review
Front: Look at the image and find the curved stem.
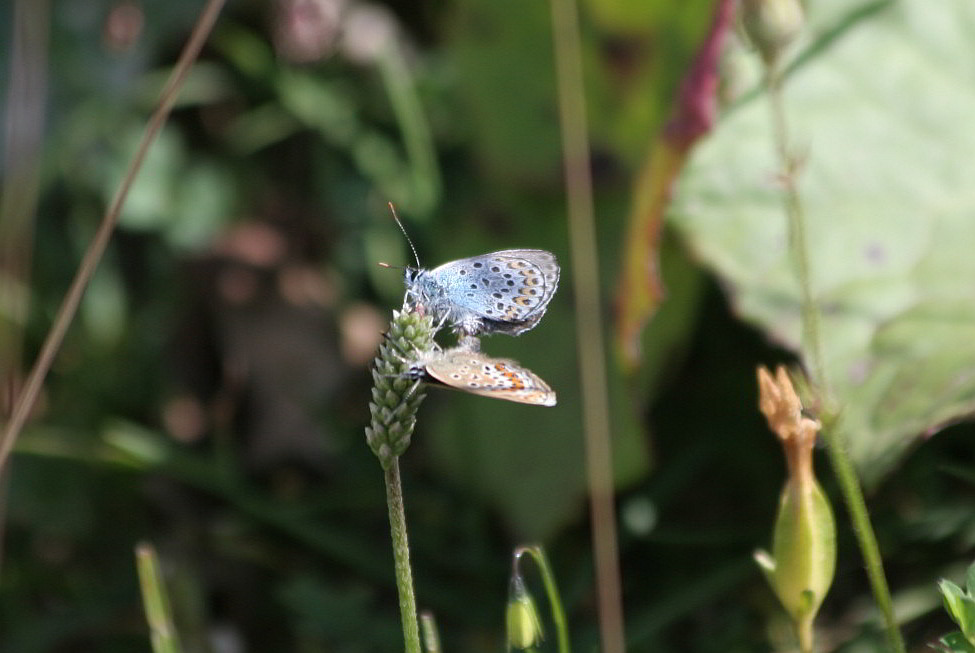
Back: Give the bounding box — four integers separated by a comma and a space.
516, 545, 571, 653
766, 62, 905, 653
386, 459, 421, 653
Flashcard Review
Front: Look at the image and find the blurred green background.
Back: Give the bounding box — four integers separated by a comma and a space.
2, 0, 975, 651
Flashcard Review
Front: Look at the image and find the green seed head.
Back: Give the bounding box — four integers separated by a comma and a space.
365, 310, 436, 468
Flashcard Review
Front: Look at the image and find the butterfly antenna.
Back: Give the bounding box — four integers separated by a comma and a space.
388, 202, 421, 267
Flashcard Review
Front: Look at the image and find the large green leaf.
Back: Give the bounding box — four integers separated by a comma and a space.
670, 0, 975, 484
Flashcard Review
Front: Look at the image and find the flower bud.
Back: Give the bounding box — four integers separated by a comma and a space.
741, 0, 804, 65
754, 366, 836, 651
506, 575, 544, 650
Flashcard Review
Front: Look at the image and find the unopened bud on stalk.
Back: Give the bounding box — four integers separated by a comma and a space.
754, 365, 836, 653
506, 575, 544, 650
741, 0, 804, 65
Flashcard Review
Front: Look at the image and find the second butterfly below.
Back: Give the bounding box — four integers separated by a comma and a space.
407, 346, 556, 407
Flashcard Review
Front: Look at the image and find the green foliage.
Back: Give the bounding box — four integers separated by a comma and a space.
670, 0, 975, 485
938, 633, 975, 653
938, 562, 975, 652
136, 543, 184, 653
4, 0, 975, 651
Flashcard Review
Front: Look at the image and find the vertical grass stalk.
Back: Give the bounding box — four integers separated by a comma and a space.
1, 0, 49, 417
547, 0, 626, 650
135, 542, 184, 653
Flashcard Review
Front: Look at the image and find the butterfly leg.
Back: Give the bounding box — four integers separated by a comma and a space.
401, 377, 424, 402
453, 314, 484, 338
432, 310, 451, 334
456, 334, 481, 352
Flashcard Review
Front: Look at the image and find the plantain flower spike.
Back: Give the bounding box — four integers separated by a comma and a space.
754, 365, 836, 653
364, 309, 436, 469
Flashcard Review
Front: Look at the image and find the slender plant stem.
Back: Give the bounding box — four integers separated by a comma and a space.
385, 459, 422, 653
766, 62, 905, 653
821, 414, 904, 653
0, 0, 227, 467
547, 0, 626, 651
797, 616, 813, 653
135, 542, 184, 653
0, 0, 50, 579
767, 67, 825, 393
1, 0, 49, 405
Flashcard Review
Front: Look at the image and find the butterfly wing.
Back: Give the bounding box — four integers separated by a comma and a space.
422, 349, 556, 406
430, 249, 560, 334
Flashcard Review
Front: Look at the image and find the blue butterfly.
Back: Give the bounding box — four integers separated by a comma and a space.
404, 249, 560, 336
